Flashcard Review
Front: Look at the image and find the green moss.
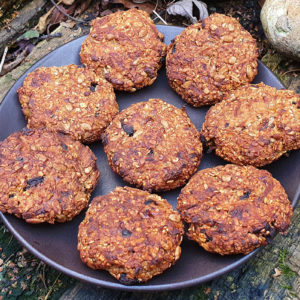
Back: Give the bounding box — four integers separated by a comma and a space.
278, 249, 296, 279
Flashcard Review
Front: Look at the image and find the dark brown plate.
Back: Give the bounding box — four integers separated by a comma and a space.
0, 25, 299, 292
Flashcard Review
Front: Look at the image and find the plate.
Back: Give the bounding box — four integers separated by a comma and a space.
0, 25, 299, 292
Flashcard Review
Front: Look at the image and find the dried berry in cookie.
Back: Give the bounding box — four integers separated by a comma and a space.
18, 64, 118, 143
0, 128, 99, 223
177, 164, 293, 255
166, 13, 258, 107
78, 186, 184, 284
80, 9, 167, 92
201, 83, 300, 166
103, 98, 202, 192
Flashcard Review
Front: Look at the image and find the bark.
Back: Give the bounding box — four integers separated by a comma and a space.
0, 0, 48, 54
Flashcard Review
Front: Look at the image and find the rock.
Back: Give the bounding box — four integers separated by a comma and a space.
261, 0, 300, 61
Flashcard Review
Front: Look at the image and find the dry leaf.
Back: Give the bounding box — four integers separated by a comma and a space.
101, 0, 110, 10
74, 0, 92, 17
111, 0, 155, 14
35, 6, 55, 33
272, 268, 281, 278
60, 20, 77, 28
49, 4, 76, 25
100, 9, 114, 17
167, 0, 208, 23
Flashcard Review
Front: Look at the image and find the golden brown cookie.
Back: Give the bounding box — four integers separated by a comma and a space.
78, 186, 184, 284
201, 83, 300, 166
166, 13, 258, 107
177, 164, 293, 255
0, 128, 99, 224
80, 9, 167, 92
18, 64, 118, 143
102, 98, 203, 192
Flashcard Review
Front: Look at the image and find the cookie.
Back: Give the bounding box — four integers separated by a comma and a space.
80, 8, 167, 92
201, 83, 300, 166
177, 164, 293, 255
0, 128, 100, 224
102, 98, 203, 192
78, 186, 184, 284
18, 64, 118, 143
166, 13, 258, 107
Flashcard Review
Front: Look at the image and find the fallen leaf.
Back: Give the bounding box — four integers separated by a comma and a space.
101, 0, 110, 10
100, 9, 113, 17
60, 20, 77, 29
272, 267, 281, 278
167, 0, 208, 23
111, 0, 155, 14
49, 3, 76, 25
17, 30, 40, 41
35, 6, 55, 33
74, 0, 92, 17
62, 0, 75, 5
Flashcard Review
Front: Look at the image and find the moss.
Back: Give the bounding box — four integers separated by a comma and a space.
0, 225, 75, 299
278, 249, 296, 279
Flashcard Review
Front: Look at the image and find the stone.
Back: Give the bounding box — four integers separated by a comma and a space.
261, 0, 300, 61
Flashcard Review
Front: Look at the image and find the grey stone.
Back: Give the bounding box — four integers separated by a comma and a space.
261, 0, 300, 60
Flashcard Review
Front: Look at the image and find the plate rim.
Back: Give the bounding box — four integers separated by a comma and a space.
0, 24, 299, 292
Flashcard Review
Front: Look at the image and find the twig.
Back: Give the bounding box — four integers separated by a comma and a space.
0, 46, 8, 74
281, 69, 300, 77
39, 32, 62, 41
44, 273, 61, 300
0, 49, 28, 76
153, 10, 168, 25
49, 0, 85, 23
154, 0, 159, 11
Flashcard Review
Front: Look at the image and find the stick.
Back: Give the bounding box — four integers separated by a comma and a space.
153, 10, 168, 25
0, 46, 8, 74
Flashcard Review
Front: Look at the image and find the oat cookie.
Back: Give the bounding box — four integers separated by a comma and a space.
0, 128, 99, 224
177, 164, 293, 255
201, 83, 300, 166
18, 64, 118, 143
166, 13, 258, 107
80, 9, 167, 92
78, 186, 184, 284
102, 98, 203, 192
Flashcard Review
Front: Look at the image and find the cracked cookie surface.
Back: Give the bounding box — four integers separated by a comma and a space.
78, 186, 184, 284
18, 64, 118, 143
201, 83, 300, 166
166, 13, 258, 107
102, 98, 202, 192
80, 8, 167, 92
177, 164, 293, 255
0, 128, 100, 224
